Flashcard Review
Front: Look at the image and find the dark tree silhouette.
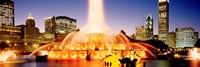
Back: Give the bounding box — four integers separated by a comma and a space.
194, 39, 200, 48
0, 42, 9, 50
145, 39, 169, 51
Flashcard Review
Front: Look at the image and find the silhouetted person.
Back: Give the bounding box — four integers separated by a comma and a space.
86, 53, 91, 60
143, 62, 146, 67
107, 62, 109, 66
119, 59, 125, 67
130, 61, 135, 67
130, 59, 137, 67
122, 58, 131, 67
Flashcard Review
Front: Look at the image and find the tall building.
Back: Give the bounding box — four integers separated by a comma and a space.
158, 0, 169, 44
39, 32, 55, 44
0, 25, 21, 43
168, 31, 175, 48
25, 13, 40, 44
0, 0, 14, 26
45, 16, 56, 34
146, 13, 153, 40
135, 13, 154, 41
16, 25, 25, 40
135, 26, 148, 41
45, 16, 77, 39
194, 32, 199, 43
175, 27, 196, 48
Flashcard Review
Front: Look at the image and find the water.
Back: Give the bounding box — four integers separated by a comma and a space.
144, 60, 200, 67
1, 60, 200, 67
0, 61, 104, 67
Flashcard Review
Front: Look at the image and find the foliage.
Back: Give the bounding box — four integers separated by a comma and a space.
194, 39, 200, 47
0, 42, 9, 50
145, 39, 169, 50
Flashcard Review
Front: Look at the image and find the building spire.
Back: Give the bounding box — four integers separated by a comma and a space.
27, 13, 34, 19
146, 13, 153, 20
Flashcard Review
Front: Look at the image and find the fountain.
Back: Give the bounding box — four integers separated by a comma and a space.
188, 48, 200, 60
28, 0, 160, 62
0, 50, 26, 63
0, 51, 16, 62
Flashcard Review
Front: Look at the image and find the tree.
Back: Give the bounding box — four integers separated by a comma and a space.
0, 42, 9, 50
145, 39, 169, 52
194, 39, 200, 48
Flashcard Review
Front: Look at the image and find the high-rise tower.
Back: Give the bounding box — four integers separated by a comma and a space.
158, 0, 169, 44
175, 27, 196, 48
44, 16, 76, 39
25, 13, 40, 44
0, 0, 14, 26
146, 13, 153, 40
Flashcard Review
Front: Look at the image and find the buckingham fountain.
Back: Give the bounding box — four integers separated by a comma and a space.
27, 0, 159, 63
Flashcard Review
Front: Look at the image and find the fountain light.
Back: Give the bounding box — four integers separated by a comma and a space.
0, 51, 15, 62
28, 0, 160, 62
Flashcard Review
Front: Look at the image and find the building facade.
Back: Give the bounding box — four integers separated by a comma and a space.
0, 25, 21, 43
135, 26, 148, 41
55, 16, 76, 39
45, 16, 77, 39
158, 0, 169, 44
45, 16, 56, 34
175, 27, 196, 48
168, 31, 175, 48
146, 13, 153, 40
194, 32, 199, 44
25, 13, 40, 44
0, 0, 14, 26
39, 33, 55, 44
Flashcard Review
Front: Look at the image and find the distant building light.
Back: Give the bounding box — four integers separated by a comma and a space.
6, 40, 10, 43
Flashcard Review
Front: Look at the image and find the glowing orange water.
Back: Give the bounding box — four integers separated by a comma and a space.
188, 48, 200, 59
28, 0, 159, 61
86, 0, 107, 33
0, 51, 16, 62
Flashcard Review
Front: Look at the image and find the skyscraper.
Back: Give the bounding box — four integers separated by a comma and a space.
25, 13, 40, 44
146, 13, 153, 40
45, 16, 56, 34
168, 31, 175, 48
175, 27, 196, 48
45, 16, 77, 39
158, 0, 169, 44
0, 0, 14, 26
0, 0, 21, 45
194, 32, 199, 44
0, 26, 21, 43
135, 26, 148, 41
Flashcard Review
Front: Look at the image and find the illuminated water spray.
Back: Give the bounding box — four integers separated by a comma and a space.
28, 0, 160, 61
82, 0, 110, 34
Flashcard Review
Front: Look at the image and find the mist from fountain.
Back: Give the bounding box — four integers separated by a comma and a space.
188, 48, 200, 60
0, 51, 16, 62
0, 51, 27, 63
28, 0, 160, 61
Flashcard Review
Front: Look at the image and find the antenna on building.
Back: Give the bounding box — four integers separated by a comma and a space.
27, 13, 34, 19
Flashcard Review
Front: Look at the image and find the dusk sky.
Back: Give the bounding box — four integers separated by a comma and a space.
14, 0, 200, 36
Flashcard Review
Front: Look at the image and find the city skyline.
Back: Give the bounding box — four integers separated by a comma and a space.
15, 0, 200, 36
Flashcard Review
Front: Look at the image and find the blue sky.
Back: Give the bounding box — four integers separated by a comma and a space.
14, 0, 200, 36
